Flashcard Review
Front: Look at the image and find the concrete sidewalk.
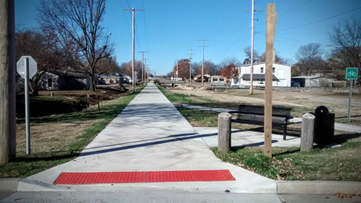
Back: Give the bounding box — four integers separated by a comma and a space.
2, 83, 360, 196
17, 83, 276, 193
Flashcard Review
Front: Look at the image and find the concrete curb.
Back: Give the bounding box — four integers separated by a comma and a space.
277, 180, 361, 195
0, 178, 71, 192
17, 178, 71, 192
2, 178, 361, 194
0, 178, 20, 192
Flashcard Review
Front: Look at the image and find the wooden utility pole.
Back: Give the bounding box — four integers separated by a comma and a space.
199, 40, 207, 86
244, 0, 262, 95
0, 0, 16, 165
139, 51, 147, 84
144, 59, 148, 82
264, 3, 277, 158
188, 49, 193, 84
124, 8, 143, 92
250, 0, 255, 95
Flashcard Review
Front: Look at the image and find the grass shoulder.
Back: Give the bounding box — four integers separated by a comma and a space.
159, 85, 361, 181
0, 87, 143, 178
212, 139, 361, 181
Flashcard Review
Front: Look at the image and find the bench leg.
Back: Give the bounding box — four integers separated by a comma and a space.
283, 121, 288, 140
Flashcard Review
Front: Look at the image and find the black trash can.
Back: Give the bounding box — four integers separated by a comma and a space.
311, 106, 335, 145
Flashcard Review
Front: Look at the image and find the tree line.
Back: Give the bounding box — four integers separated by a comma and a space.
293, 16, 360, 84
16, 0, 117, 93
169, 16, 360, 86
17, 0, 360, 91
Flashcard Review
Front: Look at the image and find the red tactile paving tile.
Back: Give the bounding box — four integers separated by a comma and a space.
54, 170, 235, 185
54, 172, 146, 184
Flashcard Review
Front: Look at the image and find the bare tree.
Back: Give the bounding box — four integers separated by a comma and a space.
38, 0, 113, 91
96, 57, 119, 75
329, 16, 361, 85
122, 60, 143, 80
258, 51, 291, 65
191, 62, 201, 76
243, 46, 259, 64
295, 43, 324, 76
15, 29, 62, 95
220, 57, 241, 68
202, 60, 219, 75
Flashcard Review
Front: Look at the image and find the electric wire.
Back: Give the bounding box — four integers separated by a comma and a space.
141, 0, 149, 52
277, 6, 361, 31
118, 0, 132, 39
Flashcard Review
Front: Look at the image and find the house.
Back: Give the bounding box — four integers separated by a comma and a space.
291, 76, 334, 87
237, 62, 291, 87
38, 71, 90, 90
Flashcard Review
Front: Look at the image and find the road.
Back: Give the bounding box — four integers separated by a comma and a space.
1, 190, 361, 203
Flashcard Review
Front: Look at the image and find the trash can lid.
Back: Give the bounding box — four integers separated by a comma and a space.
315, 106, 329, 114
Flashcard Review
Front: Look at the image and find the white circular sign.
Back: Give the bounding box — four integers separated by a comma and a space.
17, 56, 38, 79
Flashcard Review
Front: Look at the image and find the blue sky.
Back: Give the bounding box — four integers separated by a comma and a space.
15, 0, 361, 75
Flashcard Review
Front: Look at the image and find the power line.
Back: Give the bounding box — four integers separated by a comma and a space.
207, 10, 242, 41
278, 0, 314, 17
119, 0, 132, 39
274, 35, 325, 45
277, 6, 361, 31
207, 20, 249, 47
124, 0, 131, 9
213, 28, 251, 60
135, 22, 142, 52
141, 0, 148, 52
224, 35, 252, 60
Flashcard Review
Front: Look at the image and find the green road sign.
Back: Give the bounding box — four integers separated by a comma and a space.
346, 67, 358, 80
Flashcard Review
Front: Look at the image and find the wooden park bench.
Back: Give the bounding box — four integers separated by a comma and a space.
228, 105, 294, 140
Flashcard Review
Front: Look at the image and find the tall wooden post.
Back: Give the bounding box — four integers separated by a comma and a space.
264, 3, 277, 158
0, 0, 16, 165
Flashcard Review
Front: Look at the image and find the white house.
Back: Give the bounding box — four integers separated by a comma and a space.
237, 62, 291, 87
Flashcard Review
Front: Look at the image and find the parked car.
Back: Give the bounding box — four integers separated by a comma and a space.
98, 78, 106, 84
291, 81, 300, 87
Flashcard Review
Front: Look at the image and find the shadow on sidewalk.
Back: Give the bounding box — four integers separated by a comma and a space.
77, 130, 242, 157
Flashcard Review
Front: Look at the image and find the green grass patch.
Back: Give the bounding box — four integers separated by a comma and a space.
0, 87, 143, 178
212, 138, 361, 181
177, 107, 219, 127
158, 85, 361, 181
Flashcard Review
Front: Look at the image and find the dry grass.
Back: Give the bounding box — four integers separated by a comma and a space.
0, 87, 143, 178
16, 120, 101, 157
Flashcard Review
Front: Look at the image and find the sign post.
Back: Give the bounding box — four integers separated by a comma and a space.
346, 67, 358, 123
17, 56, 37, 155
